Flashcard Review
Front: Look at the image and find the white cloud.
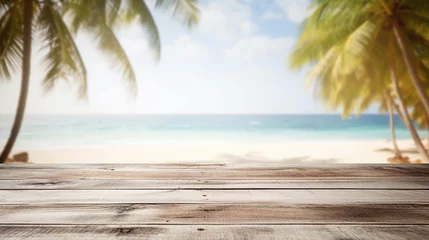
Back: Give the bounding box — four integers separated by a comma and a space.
261, 10, 284, 20
121, 37, 150, 55
164, 35, 209, 60
274, 0, 310, 23
198, 0, 257, 42
226, 36, 294, 62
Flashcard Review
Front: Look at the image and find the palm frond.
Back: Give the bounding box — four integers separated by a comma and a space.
403, 12, 429, 43
95, 24, 137, 96
0, 0, 14, 14
107, 0, 122, 27
123, 0, 161, 60
62, 0, 97, 33
290, 9, 369, 69
154, 0, 199, 27
336, 19, 380, 77
0, 2, 23, 81
37, 0, 87, 98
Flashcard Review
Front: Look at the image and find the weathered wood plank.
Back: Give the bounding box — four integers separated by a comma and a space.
1, 225, 428, 240
1, 190, 428, 204
1, 164, 428, 170
0, 164, 228, 169
1, 178, 429, 190
1, 166, 429, 180
0, 204, 428, 225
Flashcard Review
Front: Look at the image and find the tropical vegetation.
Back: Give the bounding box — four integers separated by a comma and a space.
290, 0, 429, 162
0, 0, 199, 163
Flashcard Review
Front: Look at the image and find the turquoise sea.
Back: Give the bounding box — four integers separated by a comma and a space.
0, 114, 424, 150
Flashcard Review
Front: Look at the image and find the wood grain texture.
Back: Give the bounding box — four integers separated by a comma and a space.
1, 164, 428, 239
0, 204, 428, 225
0, 164, 228, 169
1, 163, 428, 170
1, 190, 428, 204
2, 178, 429, 190
1, 225, 428, 240
1, 165, 429, 180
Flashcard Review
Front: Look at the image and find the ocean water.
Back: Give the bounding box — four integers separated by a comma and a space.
0, 114, 424, 150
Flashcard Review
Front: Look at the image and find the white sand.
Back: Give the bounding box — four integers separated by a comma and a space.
15, 139, 422, 164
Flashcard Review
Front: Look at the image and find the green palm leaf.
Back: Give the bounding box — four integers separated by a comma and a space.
37, 0, 87, 98
154, 0, 199, 27
0, 1, 23, 80
123, 0, 161, 61
95, 23, 137, 95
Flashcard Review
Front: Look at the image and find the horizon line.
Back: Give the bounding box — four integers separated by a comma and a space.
0, 113, 386, 116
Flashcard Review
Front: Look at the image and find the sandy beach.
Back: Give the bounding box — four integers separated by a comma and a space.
14, 139, 421, 164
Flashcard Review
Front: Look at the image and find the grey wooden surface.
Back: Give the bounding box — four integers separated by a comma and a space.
0, 164, 428, 239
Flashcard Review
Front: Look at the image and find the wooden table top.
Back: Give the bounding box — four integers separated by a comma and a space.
0, 164, 428, 239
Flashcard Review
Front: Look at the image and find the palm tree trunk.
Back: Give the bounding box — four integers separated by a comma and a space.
426, 128, 429, 148
424, 110, 429, 148
426, 127, 429, 148
392, 21, 429, 115
393, 101, 405, 123
385, 95, 402, 158
0, 0, 33, 164
391, 67, 429, 163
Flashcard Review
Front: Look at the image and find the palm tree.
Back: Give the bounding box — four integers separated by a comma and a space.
289, 0, 429, 162
385, 94, 403, 158
293, 0, 429, 114
0, 0, 199, 164
0, 0, 33, 164
411, 106, 429, 146
390, 64, 429, 162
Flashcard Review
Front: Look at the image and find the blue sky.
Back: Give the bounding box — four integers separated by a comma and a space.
0, 0, 371, 114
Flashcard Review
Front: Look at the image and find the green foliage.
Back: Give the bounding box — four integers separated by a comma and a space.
0, 0, 23, 81
0, 0, 200, 97
37, 1, 87, 98
290, 0, 429, 120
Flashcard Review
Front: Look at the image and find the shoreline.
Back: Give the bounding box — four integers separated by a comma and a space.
13, 139, 420, 164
